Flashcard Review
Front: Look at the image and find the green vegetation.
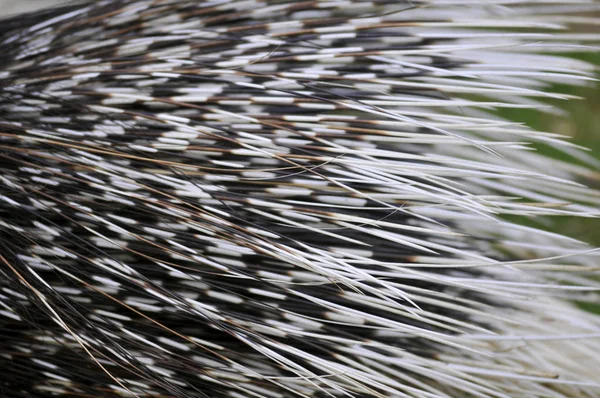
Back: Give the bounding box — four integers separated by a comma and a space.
501, 50, 600, 315
497, 51, 600, 246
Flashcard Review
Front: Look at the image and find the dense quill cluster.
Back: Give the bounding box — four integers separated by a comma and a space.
0, 0, 599, 397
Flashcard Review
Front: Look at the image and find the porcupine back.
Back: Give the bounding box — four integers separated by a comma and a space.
0, 1, 599, 397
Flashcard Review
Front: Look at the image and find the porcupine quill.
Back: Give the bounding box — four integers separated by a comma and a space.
0, 1, 599, 397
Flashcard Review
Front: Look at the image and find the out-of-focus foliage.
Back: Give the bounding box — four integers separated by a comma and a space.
498, 50, 600, 246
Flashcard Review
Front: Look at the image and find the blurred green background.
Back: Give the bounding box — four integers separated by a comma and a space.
496, 48, 600, 315
497, 49, 600, 247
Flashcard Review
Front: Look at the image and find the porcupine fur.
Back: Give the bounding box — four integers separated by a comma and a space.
0, 0, 599, 397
